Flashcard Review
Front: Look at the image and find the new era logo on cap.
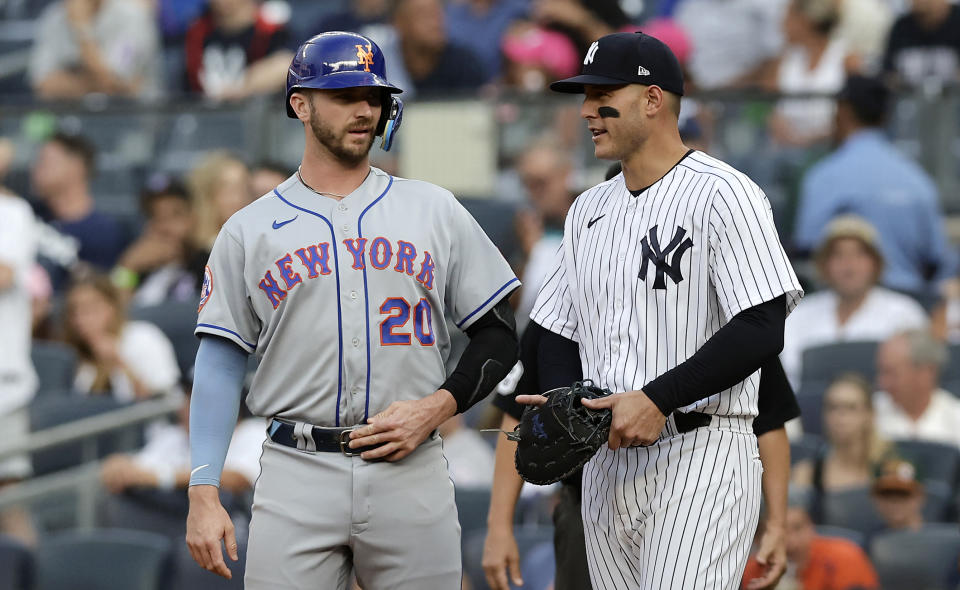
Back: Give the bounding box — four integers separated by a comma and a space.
638, 66, 650, 76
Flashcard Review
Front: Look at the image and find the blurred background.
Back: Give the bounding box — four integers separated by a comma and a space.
0, 0, 959, 589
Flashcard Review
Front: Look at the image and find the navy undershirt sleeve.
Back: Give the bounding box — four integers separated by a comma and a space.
643, 295, 787, 416
188, 335, 249, 487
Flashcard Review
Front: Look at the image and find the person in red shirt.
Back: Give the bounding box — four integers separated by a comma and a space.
743, 501, 879, 590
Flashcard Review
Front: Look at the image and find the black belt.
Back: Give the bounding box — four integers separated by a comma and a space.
673, 411, 712, 433
268, 419, 385, 456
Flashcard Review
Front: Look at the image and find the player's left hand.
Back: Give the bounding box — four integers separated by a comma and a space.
745, 523, 787, 590
348, 389, 457, 461
581, 390, 666, 449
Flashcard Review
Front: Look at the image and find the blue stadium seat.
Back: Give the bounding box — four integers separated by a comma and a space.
455, 487, 492, 539
800, 341, 879, 385
458, 198, 520, 263
941, 344, 960, 397
891, 439, 960, 490
520, 539, 556, 590
796, 380, 829, 436
814, 525, 866, 549
818, 487, 884, 536
169, 529, 247, 590
30, 342, 77, 395
790, 434, 823, 466
870, 524, 960, 590
921, 481, 954, 523
0, 534, 33, 590
29, 396, 138, 475
129, 301, 201, 377
35, 528, 172, 590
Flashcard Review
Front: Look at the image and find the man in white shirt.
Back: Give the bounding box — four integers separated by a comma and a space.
874, 329, 960, 448
782, 215, 928, 388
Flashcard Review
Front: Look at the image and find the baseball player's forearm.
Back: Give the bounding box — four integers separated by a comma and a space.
642, 295, 787, 415
189, 335, 248, 488
757, 427, 790, 529
487, 413, 524, 530
442, 299, 519, 414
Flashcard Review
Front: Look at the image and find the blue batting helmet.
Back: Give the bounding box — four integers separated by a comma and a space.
286, 31, 404, 150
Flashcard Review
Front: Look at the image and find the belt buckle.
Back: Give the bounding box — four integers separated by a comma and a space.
339, 428, 359, 456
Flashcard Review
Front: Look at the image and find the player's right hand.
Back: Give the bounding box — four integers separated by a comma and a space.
186, 485, 238, 580
482, 525, 523, 589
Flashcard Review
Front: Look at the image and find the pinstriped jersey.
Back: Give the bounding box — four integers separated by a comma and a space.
530, 151, 802, 432
196, 167, 518, 427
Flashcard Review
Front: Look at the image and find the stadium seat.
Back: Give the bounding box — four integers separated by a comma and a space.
29, 396, 137, 476
795, 380, 829, 436
30, 342, 77, 395
941, 344, 960, 397
129, 301, 202, 376
921, 481, 953, 523
891, 439, 960, 489
0, 534, 33, 590
870, 524, 960, 590
818, 487, 884, 536
455, 487, 492, 539
458, 198, 520, 263
169, 530, 247, 590
520, 538, 557, 590
814, 525, 866, 549
99, 490, 189, 541
34, 528, 172, 590
800, 341, 879, 385
790, 434, 823, 466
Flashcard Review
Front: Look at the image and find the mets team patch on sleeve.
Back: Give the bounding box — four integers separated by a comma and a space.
198, 265, 213, 312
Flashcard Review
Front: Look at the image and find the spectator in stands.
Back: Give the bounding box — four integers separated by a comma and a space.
794, 75, 957, 297
64, 274, 181, 401
874, 329, 960, 448
101, 393, 263, 496
437, 414, 495, 489
781, 216, 928, 388
385, 0, 488, 98
532, 0, 632, 55
251, 160, 293, 198
30, 132, 128, 274
675, 0, 787, 90
184, 0, 294, 101
0, 192, 40, 547
513, 140, 577, 331
871, 458, 925, 534
188, 151, 253, 249
29, 0, 161, 99
311, 0, 391, 41
742, 496, 879, 590
113, 180, 207, 307
793, 374, 891, 495
765, 0, 856, 147
834, 0, 893, 66
882, 0, 960, 89
500, 21, 580, 93
446, 0, 529, 82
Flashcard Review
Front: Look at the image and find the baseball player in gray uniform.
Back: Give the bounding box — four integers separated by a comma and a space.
185, 31, 520, 589
518, 33, 803, 589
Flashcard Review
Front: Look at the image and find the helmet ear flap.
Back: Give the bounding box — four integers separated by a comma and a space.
378, 96, 403, 152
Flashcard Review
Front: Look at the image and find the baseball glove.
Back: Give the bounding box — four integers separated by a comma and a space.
509, 380, 613, 485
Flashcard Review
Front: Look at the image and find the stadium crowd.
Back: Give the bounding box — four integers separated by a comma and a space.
1, 0, 960, 589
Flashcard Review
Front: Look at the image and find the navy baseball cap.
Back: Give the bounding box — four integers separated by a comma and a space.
550, 32, 684, 96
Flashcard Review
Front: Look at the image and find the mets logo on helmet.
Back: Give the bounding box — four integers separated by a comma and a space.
355, 43, 374, 72
198, 266, 213, 312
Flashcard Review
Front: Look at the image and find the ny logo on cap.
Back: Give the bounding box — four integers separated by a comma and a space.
584, 41, 599, 65
355, 43, 374, 72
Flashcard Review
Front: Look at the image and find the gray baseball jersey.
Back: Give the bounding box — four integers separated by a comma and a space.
531, 150, 802, 590
196, 166, 518, 426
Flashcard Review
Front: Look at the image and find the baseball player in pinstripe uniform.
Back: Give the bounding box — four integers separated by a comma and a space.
184, 32, 520, 589
516, 32, 803, 589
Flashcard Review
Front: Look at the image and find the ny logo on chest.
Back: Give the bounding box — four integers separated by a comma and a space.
638, 225, 694, 289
